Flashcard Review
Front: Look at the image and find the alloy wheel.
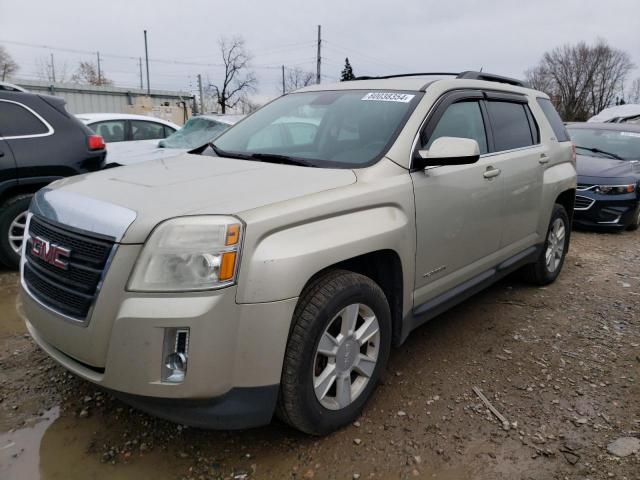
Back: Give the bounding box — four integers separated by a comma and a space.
8, 211, 28, 254
545, 217, 566, 273
313, 303, 380, 410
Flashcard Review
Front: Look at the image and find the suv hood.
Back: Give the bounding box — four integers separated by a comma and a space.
42, 153, 356, 243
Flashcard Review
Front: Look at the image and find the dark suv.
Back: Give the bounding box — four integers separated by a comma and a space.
0, 90, 106, 268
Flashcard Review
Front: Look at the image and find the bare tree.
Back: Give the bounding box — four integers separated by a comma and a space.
208, 37, 257, 114
237, 95, 260, 114
70, 61, 112, 86
525, 40, 635, 121
284, 67, 314, 93
35, 56, 69, 83
0, 46, 18, 80
628, 78, 640, 104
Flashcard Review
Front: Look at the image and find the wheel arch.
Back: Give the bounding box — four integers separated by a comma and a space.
298, 249, 405, 346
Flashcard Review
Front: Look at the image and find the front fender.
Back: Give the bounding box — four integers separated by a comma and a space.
235, 206, 413, 304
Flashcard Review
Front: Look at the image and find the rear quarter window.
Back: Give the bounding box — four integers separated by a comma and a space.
536, 98, 570, 142
0, 100, 51, 138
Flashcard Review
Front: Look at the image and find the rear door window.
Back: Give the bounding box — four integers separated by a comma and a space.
536, 98, 570, 142
423, 101, 488, 154
486, 101, 535, 151
89, 120, 126, 142
0, 100, 51, 138
131, 120, 168, 140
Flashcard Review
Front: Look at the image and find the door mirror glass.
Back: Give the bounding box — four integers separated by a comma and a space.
416, 137, 480, 167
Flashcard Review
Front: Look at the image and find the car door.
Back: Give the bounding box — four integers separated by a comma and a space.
0, 137, 17, 194
411, 91, 505, 306
484, 95, 544, 249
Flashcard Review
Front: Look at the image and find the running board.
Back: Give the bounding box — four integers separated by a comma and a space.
399, 245, 540, 344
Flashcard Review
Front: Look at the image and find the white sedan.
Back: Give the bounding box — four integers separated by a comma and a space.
76, 113, 180, 144
101, 114, 242, 167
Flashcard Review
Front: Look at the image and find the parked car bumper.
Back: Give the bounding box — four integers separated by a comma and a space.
573, 192, 639, 228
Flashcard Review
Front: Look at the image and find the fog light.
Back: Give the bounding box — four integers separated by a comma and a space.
162, 328, 189, 383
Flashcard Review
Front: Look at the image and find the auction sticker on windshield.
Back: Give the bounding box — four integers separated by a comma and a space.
361, 92, 415, 102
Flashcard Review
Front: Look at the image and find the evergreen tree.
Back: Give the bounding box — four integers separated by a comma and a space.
340, 58, 355, 81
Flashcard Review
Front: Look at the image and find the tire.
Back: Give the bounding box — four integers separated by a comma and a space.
0, 195, 32, 269
521, 204, 570, 285
626, 204, 640, 231
277, 269, 391, 435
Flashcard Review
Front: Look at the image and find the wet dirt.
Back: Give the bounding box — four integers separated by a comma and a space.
0, 231, 638, 479
0, 271, 24, 338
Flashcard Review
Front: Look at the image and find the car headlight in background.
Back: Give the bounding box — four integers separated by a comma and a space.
595, 184, 636, 195
128, 216, 243, 292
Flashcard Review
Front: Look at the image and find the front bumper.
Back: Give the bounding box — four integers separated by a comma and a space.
573, 192, 639, 228
23, 267, 298, 428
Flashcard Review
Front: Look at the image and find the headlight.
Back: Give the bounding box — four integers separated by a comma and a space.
595, 184, 636, 195
128, 216, 243, 292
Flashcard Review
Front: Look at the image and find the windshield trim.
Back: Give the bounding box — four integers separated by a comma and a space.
210, 89, 425, 170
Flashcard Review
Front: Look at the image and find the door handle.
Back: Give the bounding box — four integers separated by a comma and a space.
0, 150, 4, 158
483, 167, 501, 179
539, 153, 550, 164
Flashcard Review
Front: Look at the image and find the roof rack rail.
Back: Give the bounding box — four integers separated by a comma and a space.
353, 72, 459, 81
456, 71, 526, 87
351, 71, 527, 87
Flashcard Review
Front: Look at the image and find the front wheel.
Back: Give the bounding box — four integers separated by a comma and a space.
521, 204, 570, 285
626, 204, 640, 231
277, 270, 391, 435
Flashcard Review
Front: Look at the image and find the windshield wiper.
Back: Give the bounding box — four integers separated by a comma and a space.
247, 153, 317, 168
208, 142, 252, 160
575, 146, 624, 160
208, 143, 316, 167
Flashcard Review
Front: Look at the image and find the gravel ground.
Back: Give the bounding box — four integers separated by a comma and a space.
0, 229, 638, 480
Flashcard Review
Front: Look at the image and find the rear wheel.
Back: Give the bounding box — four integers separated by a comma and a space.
0, 195, 32, 269
277, 270, 391, 435
521, 204, 570, 285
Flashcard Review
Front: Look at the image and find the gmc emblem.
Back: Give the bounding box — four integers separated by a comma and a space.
30, 236, 71, 270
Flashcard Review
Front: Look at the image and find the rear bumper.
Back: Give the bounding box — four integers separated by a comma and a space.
573, 194, 638, 228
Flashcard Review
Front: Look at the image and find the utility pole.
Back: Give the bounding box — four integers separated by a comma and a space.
197, 74, 204, 114
96, 51, 101, 85
2, 64, 7, 81
282, 65, 285, 95
50, 53, 56, 83
138, 57, 144, 90
143, 30, 151, 95
316, 25, 321, 84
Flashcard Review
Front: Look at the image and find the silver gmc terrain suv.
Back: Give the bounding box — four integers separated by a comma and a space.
20, 72, 577, 435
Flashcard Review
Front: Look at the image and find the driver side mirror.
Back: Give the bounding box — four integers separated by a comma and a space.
414, 137, 480, 169
158, 139, 166, 148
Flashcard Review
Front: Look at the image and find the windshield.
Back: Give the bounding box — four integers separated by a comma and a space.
568, 127, 640, 160
162, 117, 231, 149
212, 90, 422, 167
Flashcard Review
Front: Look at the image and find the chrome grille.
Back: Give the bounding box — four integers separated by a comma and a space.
23, 215, 114, 321
574, 195, 595, 210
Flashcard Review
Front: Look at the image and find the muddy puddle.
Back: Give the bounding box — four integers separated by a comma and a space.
0, 407, 190, 480
0, 271, 25, 337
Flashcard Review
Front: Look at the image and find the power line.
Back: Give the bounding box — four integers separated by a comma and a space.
323, 41, 412, 71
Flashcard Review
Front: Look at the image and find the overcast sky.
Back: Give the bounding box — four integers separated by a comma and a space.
1, 0, 639, 104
